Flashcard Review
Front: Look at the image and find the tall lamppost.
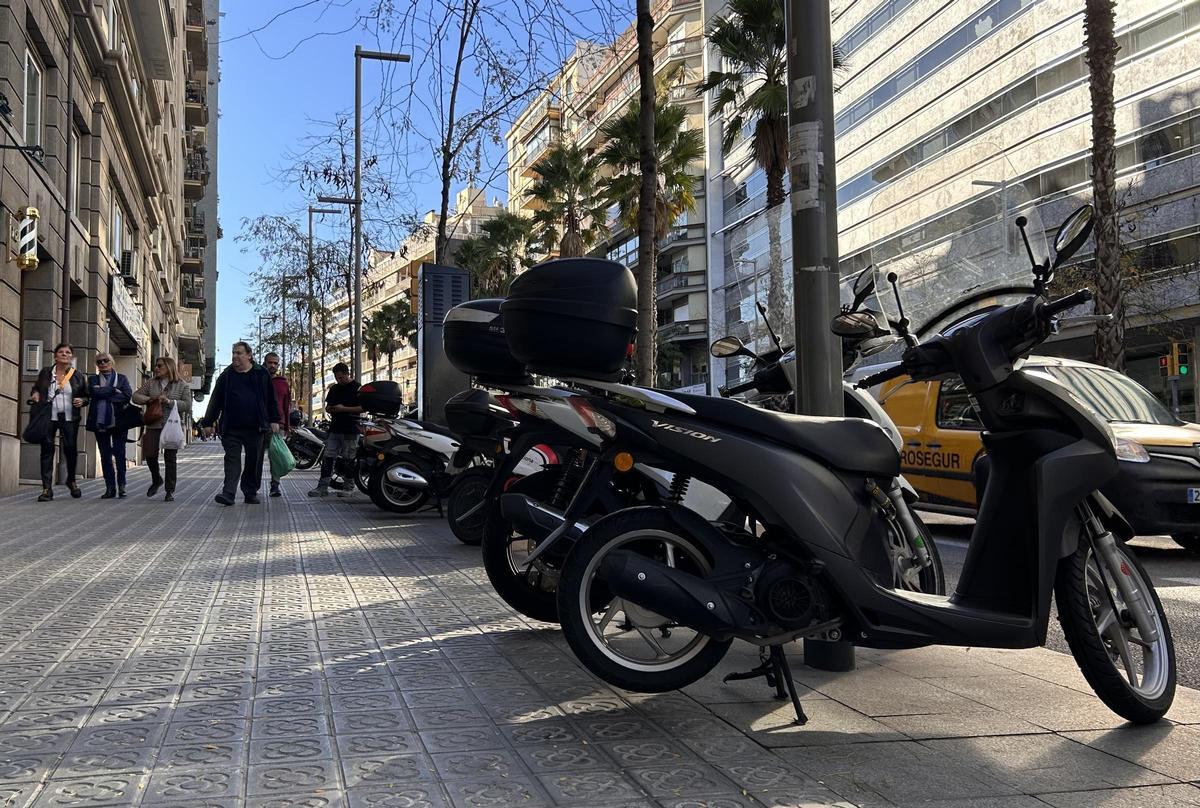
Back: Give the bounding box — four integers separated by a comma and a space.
308, 205, 341, 413
351, 46, 409, 382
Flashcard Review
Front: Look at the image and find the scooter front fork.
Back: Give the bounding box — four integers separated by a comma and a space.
1077, 500, 1160, 644
866, 479, 933, 569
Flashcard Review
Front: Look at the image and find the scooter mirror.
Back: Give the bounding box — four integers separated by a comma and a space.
1051, 204, 1095, 270
850, 266, 876, 310
831, 310, 884, 339
710, 336, 753, 358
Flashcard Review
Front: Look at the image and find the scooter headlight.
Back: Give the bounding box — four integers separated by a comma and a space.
1114, 437, 1150, 463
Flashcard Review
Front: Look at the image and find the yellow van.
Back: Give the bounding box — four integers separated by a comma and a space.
878, 356, 1200, 551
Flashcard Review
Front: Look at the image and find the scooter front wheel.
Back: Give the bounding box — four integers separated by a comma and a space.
557, 509, 731, 693
1055, 534, 1175, 723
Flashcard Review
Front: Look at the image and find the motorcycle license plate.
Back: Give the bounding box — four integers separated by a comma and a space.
1189, 488, 1200, 504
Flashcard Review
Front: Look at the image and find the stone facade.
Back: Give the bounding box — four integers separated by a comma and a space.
0, 0, 217, 493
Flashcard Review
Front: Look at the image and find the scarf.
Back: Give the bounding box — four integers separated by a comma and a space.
95, 370, 117, 430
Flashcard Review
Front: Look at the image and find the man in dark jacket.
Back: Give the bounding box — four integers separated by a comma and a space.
200, 341, 281, 505
262, 352, 292, 498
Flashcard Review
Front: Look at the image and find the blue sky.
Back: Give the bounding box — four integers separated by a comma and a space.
213, 0, 632, 370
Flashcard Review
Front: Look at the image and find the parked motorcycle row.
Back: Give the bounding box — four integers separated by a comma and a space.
291, 192, 1177, 726
429, 198, 1176, 727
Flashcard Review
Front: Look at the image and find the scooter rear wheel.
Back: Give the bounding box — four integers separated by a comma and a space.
557, 508, 732, 693
481, 471, 561, 623
447, 467, 493, 546
1055, 533, 1175, 723
368, 458, 431, 514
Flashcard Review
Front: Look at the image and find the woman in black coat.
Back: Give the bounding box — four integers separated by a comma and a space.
29, 343, 89, 501
86, 352, 133, 498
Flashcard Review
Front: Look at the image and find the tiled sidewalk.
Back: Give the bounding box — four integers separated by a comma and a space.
1, 444, 1199, 808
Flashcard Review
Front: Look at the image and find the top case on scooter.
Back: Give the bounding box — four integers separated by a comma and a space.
359, 381, 404, 417
501, 258, 637, 382
444, 299, 532, 385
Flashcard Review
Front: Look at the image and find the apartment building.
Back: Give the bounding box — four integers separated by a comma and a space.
307, 187, 502, 419
0, 0, 218, 492
506, 0, 713, 394
833, 0, 1200, 418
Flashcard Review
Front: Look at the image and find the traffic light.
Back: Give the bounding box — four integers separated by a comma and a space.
1173, 342, 1191, 377
1160, 355, 1170, 377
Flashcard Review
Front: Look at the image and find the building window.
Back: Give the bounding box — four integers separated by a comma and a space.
23, 50, 42, 146
107, 0, 120, 49
111, 190, 125, 266
70, 130, 82, 218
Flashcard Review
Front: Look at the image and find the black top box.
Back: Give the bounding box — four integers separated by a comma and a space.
443, 299, 532, 386
500, 258, 637, 382
444, 388, 513, 439
358, 380, 403, 417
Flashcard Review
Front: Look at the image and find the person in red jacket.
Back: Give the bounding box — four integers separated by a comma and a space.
263, 352, 292, 498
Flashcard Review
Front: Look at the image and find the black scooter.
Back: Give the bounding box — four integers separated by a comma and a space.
554, 204, 1175, 725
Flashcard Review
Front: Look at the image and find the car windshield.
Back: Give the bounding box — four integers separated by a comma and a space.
1038, 366, 1180, 425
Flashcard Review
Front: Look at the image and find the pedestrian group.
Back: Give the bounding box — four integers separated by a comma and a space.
25, 340, 308, 506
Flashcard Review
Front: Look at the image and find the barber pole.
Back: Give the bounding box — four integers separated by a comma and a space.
13, 206, 39, 270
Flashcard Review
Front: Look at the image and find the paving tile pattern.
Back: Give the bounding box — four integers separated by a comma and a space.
0, 446, 1197, 808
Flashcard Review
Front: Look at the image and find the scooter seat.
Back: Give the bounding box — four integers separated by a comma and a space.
665, 392, 900, 478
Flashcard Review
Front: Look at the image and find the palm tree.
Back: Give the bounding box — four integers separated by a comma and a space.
380, 298, 418, 379
700, 0, 845, 333
525, 142, 609, 258
1085, 0, 1123, 370
600, 97, 704, 384
363, 313, 385, 380
454, 211, 535, 296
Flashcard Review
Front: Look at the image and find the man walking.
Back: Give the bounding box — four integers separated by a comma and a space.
263, 352, 292, 498
308, 362, 362, 498
201, 342, 281, 505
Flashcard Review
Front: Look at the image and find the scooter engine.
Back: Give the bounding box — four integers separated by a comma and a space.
755, 565, 833, 630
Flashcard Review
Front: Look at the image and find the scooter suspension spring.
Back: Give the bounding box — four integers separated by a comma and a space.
552, 449, 586, 510
668, 473, 690, 503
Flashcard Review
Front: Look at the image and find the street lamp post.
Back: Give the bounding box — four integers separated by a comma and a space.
785, 0, 850, 673
308, 206, 341, 414
352, 46, 409, 382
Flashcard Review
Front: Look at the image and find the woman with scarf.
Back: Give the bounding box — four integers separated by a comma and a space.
133, 357, 192, 501
86, 352, 133, 498
28, 343, 89, 501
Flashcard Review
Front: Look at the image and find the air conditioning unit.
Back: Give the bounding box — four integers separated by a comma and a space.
120, 250, 139, 289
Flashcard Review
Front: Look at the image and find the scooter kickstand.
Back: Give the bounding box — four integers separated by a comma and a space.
770, 645, 808, 725
722, 648, 779, 693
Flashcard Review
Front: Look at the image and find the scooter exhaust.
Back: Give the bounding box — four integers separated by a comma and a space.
386, 465, 429, 488
597, 550, 757, 639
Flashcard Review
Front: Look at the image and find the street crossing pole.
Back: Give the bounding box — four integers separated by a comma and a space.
786, 0, 853, 671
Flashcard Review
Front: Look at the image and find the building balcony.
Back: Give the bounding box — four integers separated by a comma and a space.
184, 154, 209, 200
182, 238, 205, 273
178, 306, 203, 342
667, 82, 703, 105
183, 284, 207, 309
184, 81, 208, 126
186, 210, 207, 244
656, 270, 705, 301
662, 36, 702, 63
186, 8, 208, 67
659, 318, 708, 342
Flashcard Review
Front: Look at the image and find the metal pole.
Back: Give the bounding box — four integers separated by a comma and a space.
61, 7, 75, 343
786, 0, 852, 672
353, 46, 363, 383
307, 209, 315, 416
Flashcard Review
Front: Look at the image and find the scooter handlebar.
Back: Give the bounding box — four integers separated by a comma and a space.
855, 364, 907, 390
1040, 289, 1094, 320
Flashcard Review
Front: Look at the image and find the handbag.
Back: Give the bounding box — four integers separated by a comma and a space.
161, 405, 185, 451
22, 401, 51, 444
115, 403, 144, 432
143, 398, 164, 426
